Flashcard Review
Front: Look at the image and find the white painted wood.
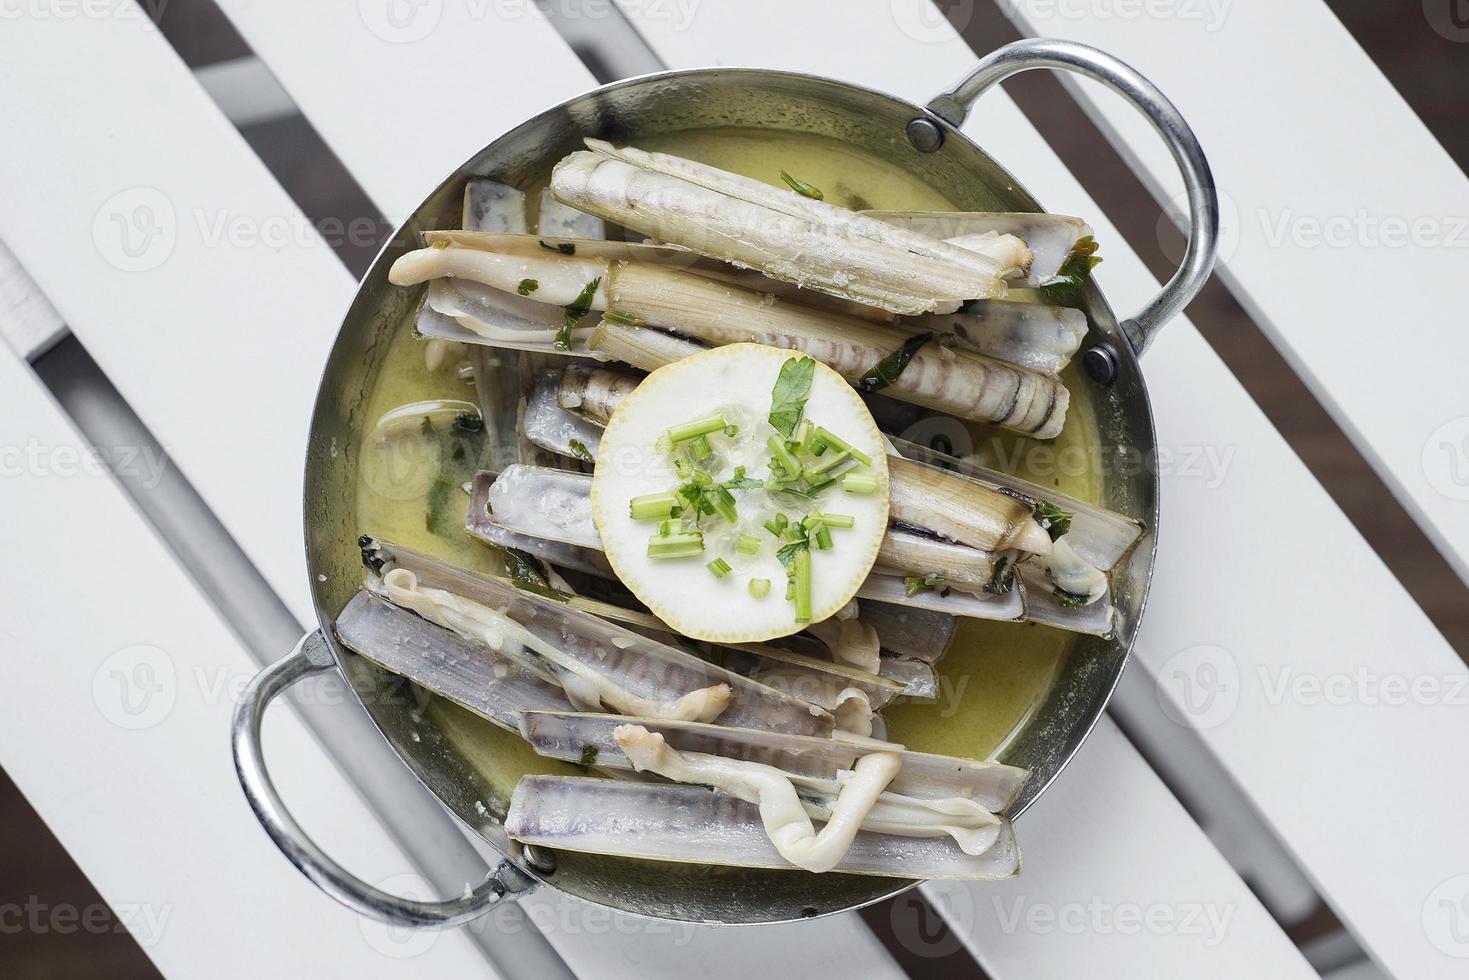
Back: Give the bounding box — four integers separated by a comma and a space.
618, 2, 1469, 976
0, 13, 901, 980
0, 238, 66, 358
1001, 3, 1469, 588
0, 339, 491, 976
0, 16, 348, 626
211, 0, 597, 220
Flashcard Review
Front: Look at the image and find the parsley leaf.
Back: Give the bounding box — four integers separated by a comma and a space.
1033, 500, 1073, 541
982, 555, 1015, 596
768, 355, 815, 438
856, 333, 933, 393
556, 276, 601, 352
1037, 236, 1101, 304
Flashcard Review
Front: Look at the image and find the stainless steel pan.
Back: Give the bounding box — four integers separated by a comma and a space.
231, 38, 1217, 929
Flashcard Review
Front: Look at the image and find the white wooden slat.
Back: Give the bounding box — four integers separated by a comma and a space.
211, 0, 597, 220
1002, 3, 1469, 587
152, 7, 907, 977
0, 238, 65, 358
615, 3, 1436, 976
0, 16, 348, 627
0, 328, 489, 976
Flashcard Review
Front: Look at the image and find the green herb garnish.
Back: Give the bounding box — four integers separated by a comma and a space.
856, 332, 933, 393
603, 310, 644, 326
648, 532, 705, 559
778, 170, 824, 200
904, 573, 946, 597
748, 578, 771, 600
568, 438, 593, 461
578, 744, 598, 767
539, 240, 576, 255
842, 470, 879, 495
707, 557, 732, 579
1052, 586, 1091, 608
517, 278, 539, 295
1038, 236, 1101, 303
768, 355, 816, 438
982, 555, 1015, 596
1034, 500, 1073, 541
556, 276, 601, 351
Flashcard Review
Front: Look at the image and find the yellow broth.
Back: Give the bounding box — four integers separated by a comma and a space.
355, 127, 1100, 796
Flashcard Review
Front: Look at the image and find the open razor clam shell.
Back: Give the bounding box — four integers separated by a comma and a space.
724, 645, 906, 710
517, 710, 1028, 807
521, 367, 602, 462
860, 601, 957, 664
462, 178, 528, 234
888, 437, 1144, 572
863, 210, 1092, 288
506, 776, 1021, 880
537, 187, 605, 240
914, 300, 1089, 375
466, 473, 613, 577
335, 591, 572, 729
857, 572, 1026, 622
416, 280, 608, 360
1017, 560, 1116, 638
876, 656, 938, 699
482, 464, 601, 550
365, 539, 833, 737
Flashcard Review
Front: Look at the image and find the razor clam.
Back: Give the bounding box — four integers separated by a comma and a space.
889, 455, 1053, 556
587, 318, 707, 373
522, 367, 602, 462
914, 300, 1088, 375
889, 437, 1143, 571
553, 139, 1022, 314
1017, 559, 1115, 637
364, 541, 832, 735
863, 210, 1093, 288
506, 776, 1020, 880
465, 472, 612, 576
876, 656, 938, 699
462, 177, 528, 234
536, 187, 604, 239
724, 645, 904, 710
858, 572, 1025, 622
335, 591, 571, 730
391, 236, 1069, 437
416, 278, 608, 359
861, 601, 957, 664
372, 399, 481, 440
518, 711, 1028, 807
875, 525, 1006, 594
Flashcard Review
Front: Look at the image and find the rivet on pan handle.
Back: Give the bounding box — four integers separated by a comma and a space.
909, 37, 1219, 359
230, 629, 535, 928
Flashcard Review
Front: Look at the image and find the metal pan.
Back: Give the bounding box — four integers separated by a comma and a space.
231, 38, 1216, 928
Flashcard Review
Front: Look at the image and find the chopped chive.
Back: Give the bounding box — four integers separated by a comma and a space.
763, 513, 789, 537
517, 278, 539, 295
792, 549, 812, 623
707, 557, 732, 579
813, 526, 833, 550
804, 512, 855, 530
709, 486, 738, 523
778, 170, 824, 200
666, 414, 727, 444
812, 427, 872, 466
648, 532, 704, 559
748, 578, 771, 599
732, 465, 747, 481
842, 471, 879, 495
687, 434, 713, 463
723, 424, 739, 438
673, 456, 694, 479
767, 435, 802, 477
629, 492, 680, 521
804, 448, 851, 479
793, 419, 813, 452
735, 534, 761, 556
602, 310, 644, 326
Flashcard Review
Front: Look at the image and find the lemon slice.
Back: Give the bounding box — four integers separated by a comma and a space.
591, 343, 889, 642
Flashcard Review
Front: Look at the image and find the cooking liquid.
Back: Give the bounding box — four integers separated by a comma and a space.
356, 128, 1099, 803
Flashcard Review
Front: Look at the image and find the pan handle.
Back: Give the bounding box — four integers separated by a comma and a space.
910, 37, 1217, 359
231, 629, 528, 928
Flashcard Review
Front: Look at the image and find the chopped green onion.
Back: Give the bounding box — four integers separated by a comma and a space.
748, 578, 771, 599
657, 519, 675, 537
792, 549, 812, 623
706, 557, 732, 579
812, 427, 872, 466
629, 492, 680, 521
673, 457, 694, 480
842, 471, 879, 495
732, 465, 747, 481
786, 578, 796, 600
813, 526, 833, 550
709, 486, 738, 523
666, 414, 727, 444
804, 448, 851, 478
778, 170, 824, 200
804, 512, 854, 530
648, 532, 704, 559
905, 573, 946, 597
763, 513, 789, 537
735, 534, 761, 556
687, 434, 713, 463
517, 278, 539, 295
767, 435, 803, 478
793, 419, 814, 452
723, 424, 739, 438
602, 310, 644, 326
